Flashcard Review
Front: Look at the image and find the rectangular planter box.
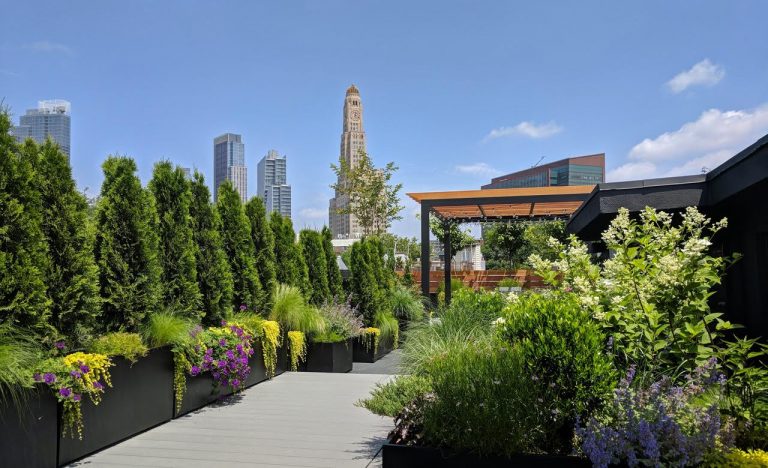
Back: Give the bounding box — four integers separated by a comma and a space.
382, 441, 590, 468
275, 332, 289, 375
300, 339, 353, 373
244, 341, 269, 388
58, 346, 175, 466
353, 334, 394, 363
0, 385, 58, 468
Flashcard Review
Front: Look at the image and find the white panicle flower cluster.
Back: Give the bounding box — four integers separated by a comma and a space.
492, 317, 506, 327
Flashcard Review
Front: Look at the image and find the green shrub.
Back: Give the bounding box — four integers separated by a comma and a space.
421, 343, 541, 457
188, 172, 233, 325
142, 312, 193, 348
90, 332, 148, 363
216, 181, 262, 312
349, 239, 383, 325
497, 277, 520, 288
436, 278, 464, 307
358, 375, 432, 417
389, 284, 425, 321
321, 227, 344, 299
228, 311, 265, 339
148, 161, 201, 320
269, 284, 325, 334
94, 156, 162, 332
498, 292, 617, 453
299, 229, 330, 305
0, 114, 51, 332
245, 197, 277, 309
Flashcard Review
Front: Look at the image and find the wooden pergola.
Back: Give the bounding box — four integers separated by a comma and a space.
408, 185, 594, 304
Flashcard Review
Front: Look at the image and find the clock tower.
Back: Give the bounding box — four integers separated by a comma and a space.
329, 84, 367, 238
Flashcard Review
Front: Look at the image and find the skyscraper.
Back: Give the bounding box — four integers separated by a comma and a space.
257, 149, 292, 219
10, 100, 71, 157
329, 84, 367, 238
213, 133, 247, 203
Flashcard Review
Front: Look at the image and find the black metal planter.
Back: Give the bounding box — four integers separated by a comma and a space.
244, 341, 269, 388
0, 385, 58, 468
382, 441, 591, 468
275, 331, 289, 375
58, 346, 175, 466
300, 339, 353, 373
175, 370, 235, 418
353, 334, 394, 363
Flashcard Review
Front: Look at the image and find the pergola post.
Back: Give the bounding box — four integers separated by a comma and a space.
420, 202, 431, 299
443, 220, 452, 306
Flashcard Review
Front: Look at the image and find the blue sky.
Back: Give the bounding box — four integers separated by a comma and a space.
2, 1, 767, 237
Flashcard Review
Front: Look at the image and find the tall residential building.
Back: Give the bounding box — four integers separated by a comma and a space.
10, 100, 71, 157
213, 133, 247, 203
329, 84, 367, 238
257, 149, 292, 219
481, 153, 605, 189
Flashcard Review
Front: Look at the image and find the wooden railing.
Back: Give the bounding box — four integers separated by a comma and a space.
408, 269, 546, 294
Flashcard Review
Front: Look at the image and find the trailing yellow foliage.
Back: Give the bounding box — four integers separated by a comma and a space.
261, 321, 282, 378
287, 331, 307, 372
361, 327, 381, 354
173, 352, 191, 414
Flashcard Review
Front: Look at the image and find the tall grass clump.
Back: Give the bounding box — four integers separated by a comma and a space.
402, 289, 506, 375
375, 310, 400, 348
269, 284, 325, 334
142, 312, 193, 348
0, 325, 41, 408
389, 285, 425, 321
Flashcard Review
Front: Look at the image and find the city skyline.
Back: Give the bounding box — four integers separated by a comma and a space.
2, 2, 767, 237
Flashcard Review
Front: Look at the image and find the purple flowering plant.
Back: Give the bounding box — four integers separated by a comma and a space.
186, 322, 255, 392
576, 359, 734, 467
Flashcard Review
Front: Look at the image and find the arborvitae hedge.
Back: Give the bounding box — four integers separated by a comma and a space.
149, 161, 201, 320
285, 216, 311, 298
34, 140, 100, 343
299, 230, 330, 305
321, 226, 343, 300
349, 239, 381, 326
94, 156, 162, 332
216, 181, 263, 312
189, 172, 234, 325
0, 114, 51, 332
245, 197, 277, 309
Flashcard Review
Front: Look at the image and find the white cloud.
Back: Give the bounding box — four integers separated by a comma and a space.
454, 162, 501, 177
608, 104, 768, 182
666, 59, 724, 94
22, 41, 73, 56
299, 207, 326, 219
483, 121, 562, 142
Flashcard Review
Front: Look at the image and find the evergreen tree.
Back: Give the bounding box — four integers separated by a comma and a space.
0, 114, 51, 332
94, 156, 161, 332
299, 230, 330, 305
321, 226, 343, 299
149, 161, 201, 320
349, 239, 381, 326
189, 172, 233, 326
216, 182, 263, 312
34, 140, 100, 343
288, 218, 312, 299
245, 197, 277, 308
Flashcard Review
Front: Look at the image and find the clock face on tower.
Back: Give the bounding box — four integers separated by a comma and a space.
351, 110, 360, 121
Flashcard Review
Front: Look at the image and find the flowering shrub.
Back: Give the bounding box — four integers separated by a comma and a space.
261, 320, 281, 378
287, 331, 306, 371
361, 327, 380, 353
188, 322, 255, 392
576, 361, 733, 467
35, 351, 113, 439
315, 299, 363, 342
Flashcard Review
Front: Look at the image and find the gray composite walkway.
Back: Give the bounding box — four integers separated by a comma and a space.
72, 370, 395, 467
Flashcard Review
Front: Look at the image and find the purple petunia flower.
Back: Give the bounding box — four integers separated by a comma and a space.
239, 304, 247, 311
59, 387, 72, 398
54, 340, 66, 350
190, 365, 201, 376
226, 350, 235, 360
33, 373, 42, 382
73, 394, 81, 402
220, 319, 228, 327
93, 381, 104, 390
232, 379, 240, 387
79, 364, 90, 374
43, 373, 56, 384
218, 360, 226, 369
219, 338, 227, 347
70, 370, 82, 379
